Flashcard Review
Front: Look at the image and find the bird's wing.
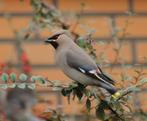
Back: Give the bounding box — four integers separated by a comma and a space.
66, 50, 115, 85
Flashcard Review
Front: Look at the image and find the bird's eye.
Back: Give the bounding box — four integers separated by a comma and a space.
54, 34, 61, 39
47, 33, 62, 41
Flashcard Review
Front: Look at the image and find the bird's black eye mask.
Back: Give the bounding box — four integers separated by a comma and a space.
47, 33, 62, 40
50, 41, 59, 49
45, 33, 63, 49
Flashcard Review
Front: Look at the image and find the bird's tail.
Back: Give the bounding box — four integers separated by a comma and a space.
100, 82, 117, 94
98, 73, 117, 94
95, 67, 117, 94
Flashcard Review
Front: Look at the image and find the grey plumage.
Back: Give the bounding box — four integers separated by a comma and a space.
45, 30, 117, 94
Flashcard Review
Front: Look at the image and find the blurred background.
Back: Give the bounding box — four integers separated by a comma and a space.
0, 0, 147, 121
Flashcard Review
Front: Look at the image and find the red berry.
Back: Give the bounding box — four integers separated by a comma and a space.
0, 70, 2, 75
23, 65, 32, 73
21, 52, 28, 63
0, 63, 6, 68
6, 69, 12, 75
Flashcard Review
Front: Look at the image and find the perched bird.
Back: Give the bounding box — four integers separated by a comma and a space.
0, 88, 45, 121
45, 30, 117, 94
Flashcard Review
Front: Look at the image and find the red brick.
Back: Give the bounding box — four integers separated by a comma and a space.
135, 92, 147, 111
59, 0, 128, 13
0, 17, 30, 38
0, 44, 17, 63
40, 28, 56, 38
116, 16, 147, 37
22, 44, 55, 64
108, 67, 138, 78
134, 0, 147, 12
105, 67, 147, 88
32, 68, 72, 83
136, 42, 147, 63
73, 17, 111, 38
0, 0, 53, 13
93, 41, 132, 63
11, 17, 31, 30
62, 96, 85, 115
0, 18, 14, 38
0, 0, 32, 13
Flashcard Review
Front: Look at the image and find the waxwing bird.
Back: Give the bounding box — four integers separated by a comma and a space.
45, 30, 117, 94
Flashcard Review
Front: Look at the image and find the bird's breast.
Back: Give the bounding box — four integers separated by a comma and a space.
55, 49, 67, 68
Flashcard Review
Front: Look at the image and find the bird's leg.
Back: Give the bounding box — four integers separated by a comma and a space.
76, 82, 87, 89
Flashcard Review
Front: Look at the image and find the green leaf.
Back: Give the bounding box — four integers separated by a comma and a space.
37, 76, 46, 84
10, 73, 17, 82
17, 83, 26, 89
86, 98, 91, 111
30, 76, 38, 82
74, 83, 85, 101
1, 73, 8, 83
52, 80, 61, 87
61, 88, 67, 96
140, 78, 147, 84
131, 87, 141, 92
77, 38, 86, 47
69, 83, 78, 89
84, 89, 91, 97
19, 73, 28, 81
61, 88, 72, 96
96, 101, 108, 120
27, 83, 36, 89
67, 94, 71, 104
121, 73, 132, 81
8, 84, 16, 88
0, 84, 8, 89
75, 89, 83, 101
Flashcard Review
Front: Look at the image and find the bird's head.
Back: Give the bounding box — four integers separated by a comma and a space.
45, 30, 73, 49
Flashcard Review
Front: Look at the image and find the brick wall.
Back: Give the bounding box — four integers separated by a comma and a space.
0, 0, 147, 120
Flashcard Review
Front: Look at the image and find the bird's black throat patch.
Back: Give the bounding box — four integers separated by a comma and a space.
50, 41, 59, 49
